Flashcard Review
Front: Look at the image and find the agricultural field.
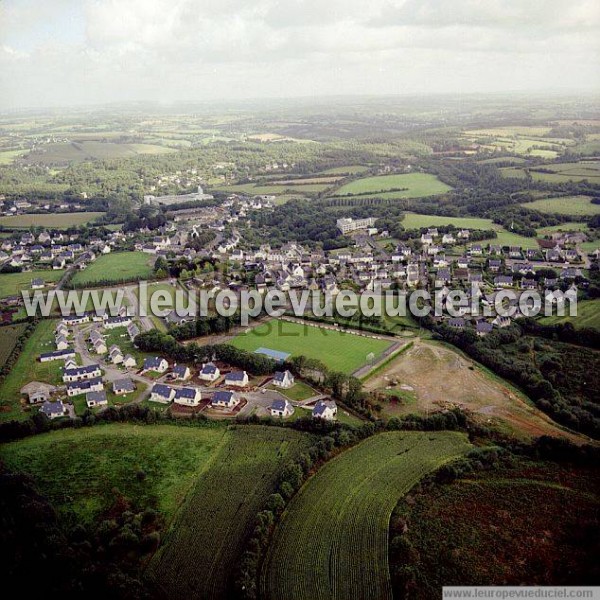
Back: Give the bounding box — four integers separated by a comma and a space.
0, 269, 64, 299
22, 141, 176, 164
0, 319, 63, 421
148, 425, 314, 600
70, 252, 154, 286
0, 322, 28, 369
317, 165, 370, 175
230, 319, 393, 374
390, 459, 599, 596
363, 340, 579, 441
331, 173, 451, 199
0, 211, 106, 229
216, 181, 331, 195
0, 423, 227, 526
261, 431, 471, 600
501, 161, 600, 183
479, 229, 540, 249
537, 222, 589, 234
522, 195, 599, 216
0, 148, 29, 164
539, 299, 600, 330
401, 213, 495, 230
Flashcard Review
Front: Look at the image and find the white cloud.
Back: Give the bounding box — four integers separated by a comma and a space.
0, 0, 598, 108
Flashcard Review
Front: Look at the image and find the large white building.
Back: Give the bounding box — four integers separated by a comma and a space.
144, 186, 214, 206
336, 217, 376, 234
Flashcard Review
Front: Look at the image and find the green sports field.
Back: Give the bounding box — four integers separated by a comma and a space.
70, 251, 154, 286
261, 431, 471, 600
230, 319, 393, 374
331, 173, 451, 199
401, 213, 495, 229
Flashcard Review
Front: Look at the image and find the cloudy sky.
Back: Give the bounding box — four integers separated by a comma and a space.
1, 0, 599, 109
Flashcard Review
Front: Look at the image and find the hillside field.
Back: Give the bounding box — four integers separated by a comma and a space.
0, 319, 62, 421
148, 425, 314, 600
501, 162, 600, 183
331, 173, 451, 199
523, 196, 599, 216
540, 299, 600, 330
230, 319, 393, 374
0, 212, 106, 229
0, 322, 28, 368
261, 431, 471, 600
0, 269, 64, 298
401, 213, 495, 230
70, 252, 154, 286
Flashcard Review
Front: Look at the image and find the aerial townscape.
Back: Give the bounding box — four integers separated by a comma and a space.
0, 2, 599, 599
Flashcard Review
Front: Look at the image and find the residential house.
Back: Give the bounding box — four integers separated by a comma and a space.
86, 390, 108, 408
312, 400, 337, 420
112, 378, 135, 395
270, 399, 294, 418
39, 348, 76, 362
211, 390, 240, 409
66, 377, 104, 397
199, 362, 220, 381
40, 400, 66, 420
150, 383, 175, 403
143, 357, 169, 373
272, 370, 295, 389
225, 371, 249, 387
63, 364, 102, 382
174, 387, 202, 407
20, 381, 56, 404
171, 364, 191, 381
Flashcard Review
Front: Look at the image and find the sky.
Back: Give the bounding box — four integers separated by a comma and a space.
0, 0, 599, 109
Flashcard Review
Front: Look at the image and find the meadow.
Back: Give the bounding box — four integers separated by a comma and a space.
0, 322, 28, 369
0, 269, 64, 299
540, 299, 600, 330
148, 426, 314, 600
332, 173, 451, 199
0, 211, 106, 229
0, 319, 63, 421
216, 181, 332, 195
522, 195, 599, 216
0, 423, 228, 526
261, 431, 471, 600
230, 319, 393, 374
501, 161, 600, 183
70, 252, 154, 286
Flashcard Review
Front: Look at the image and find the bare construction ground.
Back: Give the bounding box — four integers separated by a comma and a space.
364, 339, 585, 442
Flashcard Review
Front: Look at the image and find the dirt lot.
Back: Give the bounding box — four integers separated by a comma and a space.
364, 339, 584, 442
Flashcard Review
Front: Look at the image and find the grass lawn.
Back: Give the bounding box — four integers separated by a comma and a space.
71, 252, 154, 286
0, 269, 64, 299
0, 423, 227, 526
135, 281, 182, 313
523, 196, 599, 216
539, 299, 600, 330
230, 319, 393, 374
0, 319, 64, 421
102, 325, 154, 365
402, 213, 495, 230
0, 212, 105, 229
331, 173, 451, 199
268, 381, 316, 401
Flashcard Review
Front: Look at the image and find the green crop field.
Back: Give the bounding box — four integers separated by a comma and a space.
478, 230, 540, 249
317, 165, 370, 175
0, 322, 28, 368
148, 425, 314, 600
0, 269, 64, 299
540, 299, 600, 330
70, 252, 154, 286
522, 196, 599, 216
230, 319, 393, 374
261, 431, 471, 600
0, 211, 106, 229
501, 162, 600, 183
216, 181, 331, 194
0, 424, 227, 526
537, 222, 589, 234
331, 173, 451, 199
0, 319, 63, 421
402, 213, 495, 230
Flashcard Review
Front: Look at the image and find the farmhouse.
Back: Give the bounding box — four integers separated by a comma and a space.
270, 398, 294, 418
174, 387, 202, 407
225, 371, 249, 387
112, 378, 135, 395
66, 377, 104, 397
63, 364, 102, 382
40, 400, 67, 420
272, 370, 295, 389
211, 390, 240, 409
86, 390, 108, 408
143, 357, 169, 373
312, 400, 337, 420
150, 383, 175, 403
199, 362, 220, 381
